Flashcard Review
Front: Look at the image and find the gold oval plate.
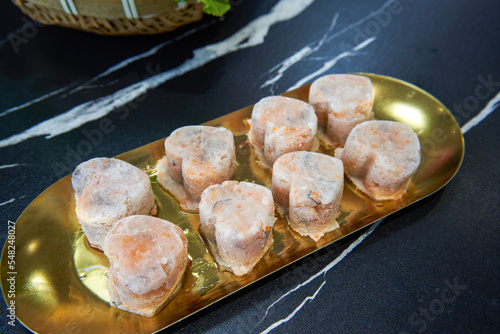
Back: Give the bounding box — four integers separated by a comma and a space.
1, 74, 464, 333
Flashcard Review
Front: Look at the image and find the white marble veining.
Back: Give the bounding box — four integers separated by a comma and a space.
0, 85, 74, 118
260, 13, 340, 93
288, 36, 376, 91
461, 91, 500, 134
0, 82, 150, 147
77, 79, 120, 91
260, 219, 383, 333
260, 280, 327, 334
68, 18, 220, 95
0, 198, 16, 207
0, 164, 24, 169
320, 0, 395, 46
262, 0, 396, 93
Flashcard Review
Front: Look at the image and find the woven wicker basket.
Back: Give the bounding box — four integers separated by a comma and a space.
11, 0, 205, 35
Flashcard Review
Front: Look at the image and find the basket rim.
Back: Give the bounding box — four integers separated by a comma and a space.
11, 0, 205, 35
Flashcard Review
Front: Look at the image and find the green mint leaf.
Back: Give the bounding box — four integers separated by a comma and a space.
172, 0, 231, 17
199, 0, 231, 16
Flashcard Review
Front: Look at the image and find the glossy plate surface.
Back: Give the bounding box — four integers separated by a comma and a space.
1, 73, 464, 333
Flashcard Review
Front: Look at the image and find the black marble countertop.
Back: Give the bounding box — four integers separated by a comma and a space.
1, 0, 499, 333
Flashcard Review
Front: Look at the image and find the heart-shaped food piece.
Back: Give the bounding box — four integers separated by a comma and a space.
71, 157, 156, 250
272, 151, 344, 241
309, 74, 373, 148
199, 181, 276, 276
335, 120, 421, 201
248, 96, 317, 168
157, 125, 236, 212
103, 215, 188, 317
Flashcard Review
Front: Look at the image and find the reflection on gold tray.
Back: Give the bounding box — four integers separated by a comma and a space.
1, 73, 464, 333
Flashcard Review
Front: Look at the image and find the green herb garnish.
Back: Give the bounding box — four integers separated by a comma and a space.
175, 0, 231, 17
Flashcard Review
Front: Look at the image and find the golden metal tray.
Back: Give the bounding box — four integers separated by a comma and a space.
1, 73, 464, 333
